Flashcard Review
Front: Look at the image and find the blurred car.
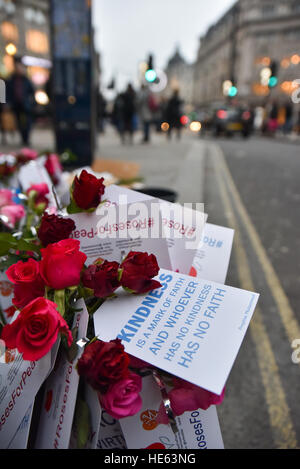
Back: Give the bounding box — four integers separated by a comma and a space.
212, 106, 254, 138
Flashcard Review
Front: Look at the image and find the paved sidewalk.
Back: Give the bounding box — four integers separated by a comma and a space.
97, 128, 206, 204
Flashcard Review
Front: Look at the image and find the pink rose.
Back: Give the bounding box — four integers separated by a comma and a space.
100, 373, 142, 419
0, 204, 25, 227
0, 189, 14, 207
157, 378, 225, 424
18, 148, 38, 161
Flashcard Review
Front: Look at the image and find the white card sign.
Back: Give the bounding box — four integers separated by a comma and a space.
94, 269, 259, 395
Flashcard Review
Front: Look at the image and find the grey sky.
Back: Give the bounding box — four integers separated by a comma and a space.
92, 0, 236, 93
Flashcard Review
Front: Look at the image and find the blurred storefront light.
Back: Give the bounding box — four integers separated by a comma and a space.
190, 121, 201, 132
35, 90, 49, 105
161, 122, 169, 132
5, 42, 17, 56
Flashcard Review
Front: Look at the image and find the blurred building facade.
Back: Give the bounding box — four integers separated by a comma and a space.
164, 48, 194, 106
193, 0, 300, 107
0, 0, 51, 87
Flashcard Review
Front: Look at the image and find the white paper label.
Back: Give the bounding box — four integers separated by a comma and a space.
190, 223, 234, 284
96, 411, 127, 449
0, 350, 51, 449
94, 269, 259, 395
69, 199, 172, 270
34, 299, 89, 449
7, 402, 34, 449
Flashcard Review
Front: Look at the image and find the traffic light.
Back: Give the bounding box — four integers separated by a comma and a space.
145, 54, 157, 82
228, 85, 238, 97
268, 61, 278, 88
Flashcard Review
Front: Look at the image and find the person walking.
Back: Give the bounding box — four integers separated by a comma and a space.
121, 83, 136, 144
137, 84, 153, 143
164, 89, 183, 140
6, 58, 35, 145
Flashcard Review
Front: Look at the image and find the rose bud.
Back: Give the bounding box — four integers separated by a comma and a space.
120, 251, 162, 294
40, 239, 87, 290
156, 378, 225, 424
17, 148, 38, 162
82, 260, 120, 298
99, 373, 142, 419
72, 170, 105, 210
45, 153, 62, 185
77, 339, 130, 392
38, 213, 76, 247
1, 297, 73, 361
26, 183, 49, 209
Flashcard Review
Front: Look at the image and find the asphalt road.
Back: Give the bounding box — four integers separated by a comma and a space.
202, 135, 300, 449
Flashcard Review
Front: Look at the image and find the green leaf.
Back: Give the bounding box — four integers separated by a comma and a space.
16, 239, 40, 253
0, 233, 17, 244
66, 197, 82, 214
0, 242, 13, 256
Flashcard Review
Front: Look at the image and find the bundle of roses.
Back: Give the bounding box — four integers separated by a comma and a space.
0, 239, 163, 359
76, 338, 225, 422
0, 166, 226, 426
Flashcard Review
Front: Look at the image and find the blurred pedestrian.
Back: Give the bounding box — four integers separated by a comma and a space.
283, 102, 293, 135
120, 83, 136, 144
6, 58, 35, 145
267, 101, 279, 136
164, 89, 183, 140
138, 84, 152, 143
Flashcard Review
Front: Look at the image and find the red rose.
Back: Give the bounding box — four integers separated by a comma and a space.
40, 239, 87, 290
72, 170, 105, 210
77, 339, 130, 392
82, 260, 120, 298
12, 280, 45, 309
120, 251, 161, 294
26, 183, 49, 208
1, 297, 72, 361
6, 259, 45, 309
38, 213, 76, 247
6, 259, 40, 284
